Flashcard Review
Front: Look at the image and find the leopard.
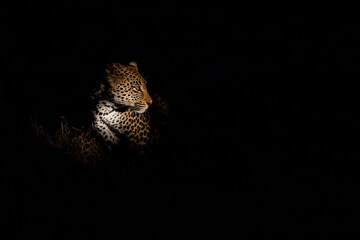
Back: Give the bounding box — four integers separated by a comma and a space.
92, 61, 170, 155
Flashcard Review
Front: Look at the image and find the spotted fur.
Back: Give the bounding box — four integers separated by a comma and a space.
92, 61, 167, 154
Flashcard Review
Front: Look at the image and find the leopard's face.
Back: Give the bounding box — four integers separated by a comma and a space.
106, 62, 152, 113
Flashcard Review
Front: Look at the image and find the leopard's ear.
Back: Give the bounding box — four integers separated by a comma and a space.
129, 61, 138, 70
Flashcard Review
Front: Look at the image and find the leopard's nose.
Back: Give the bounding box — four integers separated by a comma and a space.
147, 98, 153, 105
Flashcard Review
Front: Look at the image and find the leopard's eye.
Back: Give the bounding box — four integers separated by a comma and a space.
133, 86, 142, 92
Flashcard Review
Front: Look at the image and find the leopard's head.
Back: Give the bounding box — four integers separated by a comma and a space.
105, 61, 152, 113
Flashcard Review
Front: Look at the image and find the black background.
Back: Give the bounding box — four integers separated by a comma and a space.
2, 2, 360, 239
